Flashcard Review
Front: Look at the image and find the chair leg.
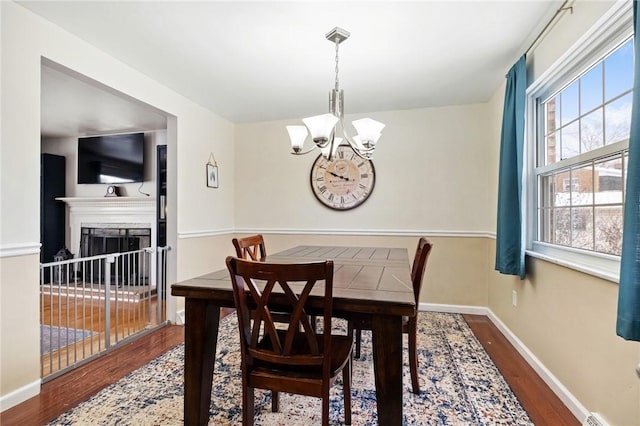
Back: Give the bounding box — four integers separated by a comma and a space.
322, 388, 330, 426
343, 357, 352, 425
243, 384, 255, 426
408, 318, 420, 394
355, 328, 362, 359
271, 390, 279, 412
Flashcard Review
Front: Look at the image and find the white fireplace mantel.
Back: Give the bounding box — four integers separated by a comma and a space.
57, 197, 156, 211
57, 197, 157, 258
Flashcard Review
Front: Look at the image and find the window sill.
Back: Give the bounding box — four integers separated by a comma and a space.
526, 246, 619, 284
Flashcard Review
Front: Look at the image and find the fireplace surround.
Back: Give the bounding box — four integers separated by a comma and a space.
57, 197, 157, 286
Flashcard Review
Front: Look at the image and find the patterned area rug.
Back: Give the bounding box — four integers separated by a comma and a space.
40, 325, 95, 356
49, 312, 532, 425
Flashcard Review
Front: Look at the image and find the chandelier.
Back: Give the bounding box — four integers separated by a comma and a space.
286, 27, 385, 160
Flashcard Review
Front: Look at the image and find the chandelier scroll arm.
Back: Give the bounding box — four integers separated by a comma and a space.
334, 119, 374, 160
349, 146, 375, 161
290, 146, 319, 156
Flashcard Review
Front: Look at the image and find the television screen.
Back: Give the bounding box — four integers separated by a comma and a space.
77, 133, 145, 184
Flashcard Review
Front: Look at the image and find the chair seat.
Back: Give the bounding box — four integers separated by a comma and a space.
255, 331, 353, 377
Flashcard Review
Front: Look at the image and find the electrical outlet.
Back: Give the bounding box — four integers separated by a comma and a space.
512, 290, 517, 307
583, 413, 607, 426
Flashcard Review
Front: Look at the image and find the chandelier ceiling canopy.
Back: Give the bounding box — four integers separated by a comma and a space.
287, 27, 385, 160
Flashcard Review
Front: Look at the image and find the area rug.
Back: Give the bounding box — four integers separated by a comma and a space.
48, 312, 532, 425
40, 325, 96, 356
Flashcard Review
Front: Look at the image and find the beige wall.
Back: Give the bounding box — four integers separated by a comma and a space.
176, 234, 235, 282
239, 233, 489, 308
489, 247, 639, 425
176, 232, 492, 316
235, 104, 493, 233
0, 255, 41, 403
486, 2, 640, 424
0, 1, 234, 402
529, 0, 619, 82
233, 103, 496, 319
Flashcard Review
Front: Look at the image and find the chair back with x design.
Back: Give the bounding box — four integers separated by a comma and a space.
226, 256, 352, 426
232, 235, 267, 261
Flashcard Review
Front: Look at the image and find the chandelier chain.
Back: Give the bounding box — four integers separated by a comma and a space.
334, 40, 340, 91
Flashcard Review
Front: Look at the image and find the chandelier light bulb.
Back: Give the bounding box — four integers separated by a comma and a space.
303, 113, 339, 145
352, 118, 385, 147
286, 126, 308, 152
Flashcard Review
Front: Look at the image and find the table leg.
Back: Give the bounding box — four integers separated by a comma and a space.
371, 314, 403, 426
184, 299, 220, 426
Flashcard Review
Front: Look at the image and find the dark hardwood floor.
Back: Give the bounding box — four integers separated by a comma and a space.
464, 314, 579, 426
0, 324, 185, 426
1, 312, 579, 425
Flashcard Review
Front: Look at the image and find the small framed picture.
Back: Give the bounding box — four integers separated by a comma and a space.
207, 163, 219, 188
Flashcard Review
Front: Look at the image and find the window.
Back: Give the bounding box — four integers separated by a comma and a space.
526, 4, 633, 281
562, 177, 580, 192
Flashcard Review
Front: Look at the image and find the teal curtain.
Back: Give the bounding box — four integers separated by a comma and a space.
617, 1, 640, 341
495, 56, 527, 279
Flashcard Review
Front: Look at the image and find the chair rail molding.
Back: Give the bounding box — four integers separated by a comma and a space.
233, 227, 496, 238
0, 242, 42, 258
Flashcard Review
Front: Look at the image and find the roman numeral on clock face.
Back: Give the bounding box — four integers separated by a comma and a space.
310, 146, 375, 210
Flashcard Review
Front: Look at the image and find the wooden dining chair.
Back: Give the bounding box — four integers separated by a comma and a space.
226, 256, 352, 426
348, 237, 433, 394
232, 234, 300, 325
232, 235, 267, 261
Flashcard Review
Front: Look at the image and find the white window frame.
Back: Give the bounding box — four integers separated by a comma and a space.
525, 1, 633, 283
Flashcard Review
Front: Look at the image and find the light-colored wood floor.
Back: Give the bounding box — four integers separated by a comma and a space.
40, 289, 165, 377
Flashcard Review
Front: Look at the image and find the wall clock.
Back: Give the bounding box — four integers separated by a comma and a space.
105, 185, 120, 197
309, 145, 376, 210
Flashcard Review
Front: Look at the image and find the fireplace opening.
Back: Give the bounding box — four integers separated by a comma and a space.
80, 226, 151, 285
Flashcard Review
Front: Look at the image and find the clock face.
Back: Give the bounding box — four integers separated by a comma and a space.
309, 145, 376, 210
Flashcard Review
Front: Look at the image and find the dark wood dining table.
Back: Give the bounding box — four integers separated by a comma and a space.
171, 245, 416, 426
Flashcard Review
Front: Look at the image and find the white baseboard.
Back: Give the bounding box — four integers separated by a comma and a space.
176, 309, 185, 325
484, 309, 589, 423
419, 302, 489, 316
418, 303, 586, 424
0, 379, 40, 412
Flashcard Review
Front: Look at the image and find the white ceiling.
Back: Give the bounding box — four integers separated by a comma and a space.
41, 61, 168, 138
21, 1, 562, 137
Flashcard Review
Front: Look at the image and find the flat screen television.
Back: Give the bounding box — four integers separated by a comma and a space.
77, 133, 145, 184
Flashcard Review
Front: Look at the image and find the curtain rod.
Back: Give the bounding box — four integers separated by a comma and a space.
525, 0, 573, 55
506, 0, 573, 77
